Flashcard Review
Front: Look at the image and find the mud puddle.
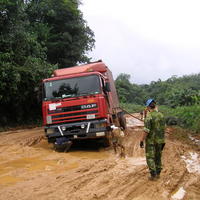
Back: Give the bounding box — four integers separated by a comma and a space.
0, 137, 110, 188
0, 116, 200, 200
0, 175, 23, 186
33, 138, 110, 159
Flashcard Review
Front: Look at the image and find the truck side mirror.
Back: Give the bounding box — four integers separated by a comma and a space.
105, 82, 111, 92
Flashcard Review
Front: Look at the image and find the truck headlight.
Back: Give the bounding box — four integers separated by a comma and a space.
61, 126, 66, 131
81, 124, 85, 129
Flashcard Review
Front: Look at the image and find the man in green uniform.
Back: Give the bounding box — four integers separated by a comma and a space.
140, 99, 165, 180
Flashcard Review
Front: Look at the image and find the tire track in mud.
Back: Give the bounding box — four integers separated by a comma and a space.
0, 116, 200, 200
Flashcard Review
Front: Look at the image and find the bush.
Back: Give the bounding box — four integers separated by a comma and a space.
118, 103, 200, 134
160, 105, 200, 133
120, 103, 144, 113
165, 116, 180, 126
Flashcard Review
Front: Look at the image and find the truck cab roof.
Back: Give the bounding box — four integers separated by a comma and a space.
53, 61, 108, 77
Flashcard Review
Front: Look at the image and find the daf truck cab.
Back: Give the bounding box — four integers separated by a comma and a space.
42, 61, 126, 150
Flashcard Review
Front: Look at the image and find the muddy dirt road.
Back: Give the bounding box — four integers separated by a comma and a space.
0, 115, 200, 200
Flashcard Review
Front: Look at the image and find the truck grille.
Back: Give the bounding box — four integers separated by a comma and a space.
48, 103, 97, 114
52, 110, 98, 120
49, 104, 99, 124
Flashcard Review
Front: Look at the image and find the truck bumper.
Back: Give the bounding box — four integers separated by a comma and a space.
44, 119, 111, 142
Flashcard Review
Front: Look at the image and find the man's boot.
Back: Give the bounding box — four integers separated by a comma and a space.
149, 171, 157, 181
156, 169, 161, 179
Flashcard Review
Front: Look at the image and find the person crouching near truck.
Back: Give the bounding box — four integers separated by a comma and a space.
140, 99, 165, 180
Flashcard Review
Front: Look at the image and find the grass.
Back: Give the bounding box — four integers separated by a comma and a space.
0, 119, 42, 132
121, 103, 200, 134
160, 105, 200, 134
168, 126, 191, 143
120, 103, 144, 113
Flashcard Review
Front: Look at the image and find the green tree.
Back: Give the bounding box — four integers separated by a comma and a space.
115, 74, 132, 103
26, 0, 95, 68
0, 0, 95, 127
0, 0, 56, 126
115, 73, 144, 104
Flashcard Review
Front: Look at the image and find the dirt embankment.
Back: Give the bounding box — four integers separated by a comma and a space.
0, 115, 200, 200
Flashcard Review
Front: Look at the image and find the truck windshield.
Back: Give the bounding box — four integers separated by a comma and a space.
43, 75, 101, 100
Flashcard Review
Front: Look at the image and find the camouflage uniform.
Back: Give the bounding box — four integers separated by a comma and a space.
144, 110, 165, 176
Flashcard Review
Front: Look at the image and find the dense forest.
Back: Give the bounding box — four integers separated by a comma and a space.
115, 73, 200, 107
115, 73, 200, 133
0, 1, 199, 134
0, 0, 94, 126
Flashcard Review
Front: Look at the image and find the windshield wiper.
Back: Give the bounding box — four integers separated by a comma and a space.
45, 91, 98, 101
44, 96, 62, 101
78, 92, 90, 96
78, 89, 99, 96
62, 94, 74, 98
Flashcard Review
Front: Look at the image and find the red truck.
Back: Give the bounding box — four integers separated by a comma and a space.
42, 60, 126, 150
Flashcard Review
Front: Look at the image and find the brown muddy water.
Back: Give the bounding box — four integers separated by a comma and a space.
0, 116, 200, 200
0, 135, 110, 188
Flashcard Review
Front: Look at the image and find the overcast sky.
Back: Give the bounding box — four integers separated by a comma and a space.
80, 0, 200, 84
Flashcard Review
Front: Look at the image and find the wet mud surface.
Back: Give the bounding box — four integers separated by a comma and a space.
0, 114, 200, 200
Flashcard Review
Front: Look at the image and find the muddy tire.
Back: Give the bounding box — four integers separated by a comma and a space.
102, 132, 112, 147
117, 112, 126, 130
54, 141, 72, 152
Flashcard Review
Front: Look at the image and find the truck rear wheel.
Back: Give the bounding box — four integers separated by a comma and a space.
117, 112, 126, 130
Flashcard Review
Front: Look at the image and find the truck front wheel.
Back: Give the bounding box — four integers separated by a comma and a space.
102, 132, 112, 147
53, 138, 72, 152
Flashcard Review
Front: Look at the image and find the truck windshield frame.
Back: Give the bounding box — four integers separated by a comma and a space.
43, 75, 101, 100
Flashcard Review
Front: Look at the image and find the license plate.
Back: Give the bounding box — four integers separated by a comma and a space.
96, 132, 105, 136
87, 114, 95, 119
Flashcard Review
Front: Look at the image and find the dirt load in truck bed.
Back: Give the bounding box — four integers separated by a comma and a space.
0, 114, 200, 200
